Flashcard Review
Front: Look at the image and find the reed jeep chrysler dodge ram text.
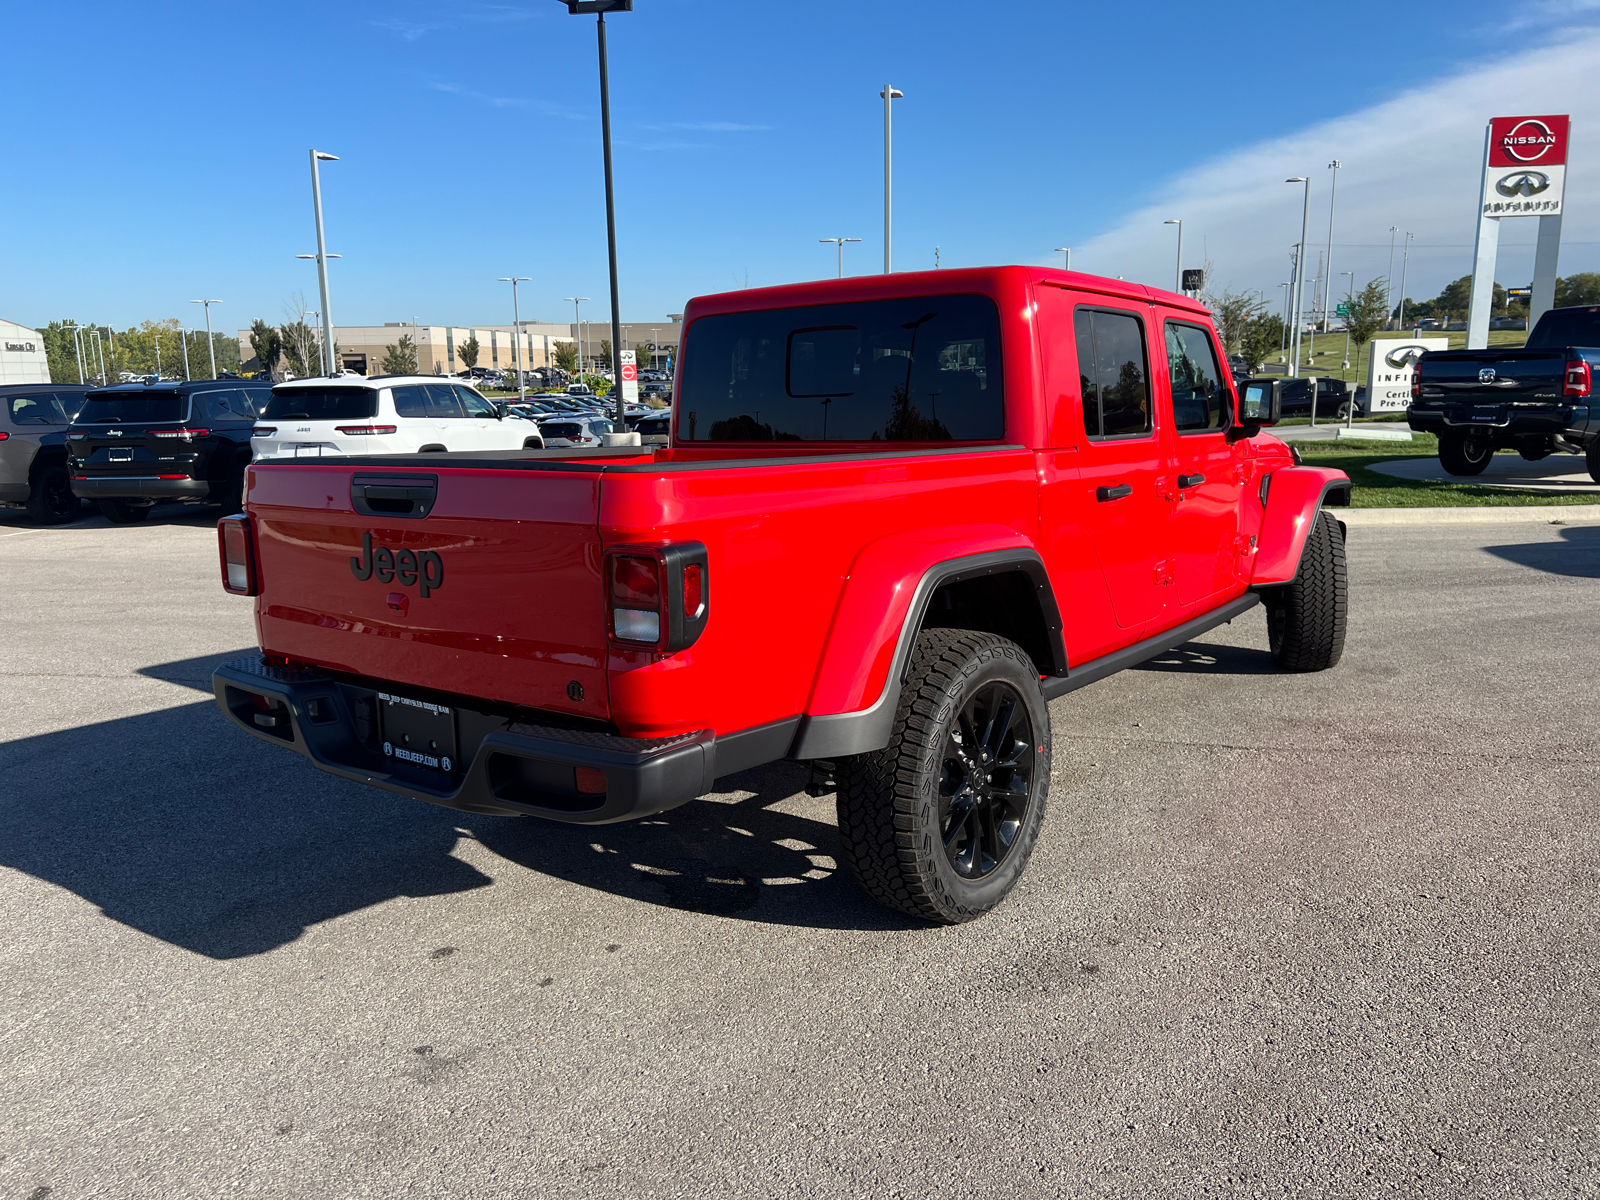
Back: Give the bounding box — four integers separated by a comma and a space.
212, 266, 1350, 922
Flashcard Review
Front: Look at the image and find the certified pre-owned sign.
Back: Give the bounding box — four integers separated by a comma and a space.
1483, 114, 1569, 217
1368, 337, 1449, 414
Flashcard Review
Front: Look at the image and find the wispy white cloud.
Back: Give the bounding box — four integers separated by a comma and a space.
1495, 0, 1600, 32
426, 80, 584, 119
640, 121, 771, 133
1070, 33, 1600, 302
372, 18, 439, 41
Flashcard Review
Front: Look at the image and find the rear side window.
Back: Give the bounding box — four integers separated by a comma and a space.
1075, 309, 1150, 438
544, 422, 581, 438
262, 387, 378, 421
1164, 323, 1229, 433
424, 384, 465, 418
458, 386, 496, 417
75, 395, 187, 424
9, 393, 77, 424
678, 293, 1003, 442
198, 389, 256, 421
392, 385, 427, 418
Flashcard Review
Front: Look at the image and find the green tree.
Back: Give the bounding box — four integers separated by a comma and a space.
1556, 273, 1600, 307
1342, 278, 1390, 360
42, 320, 86, 384
552, 339, 578, 374
249, 318, 282, 379
279, 321, 319, 376
1201, 289, 1264, 354
381, 335, 418, 375
1237, 312, 1284, 375
597, 339, 613, 371
458, 335, 480, 370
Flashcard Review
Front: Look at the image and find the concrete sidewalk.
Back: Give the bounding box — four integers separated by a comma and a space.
1368, 452, 1598, 494
1338, 502, 1600, 525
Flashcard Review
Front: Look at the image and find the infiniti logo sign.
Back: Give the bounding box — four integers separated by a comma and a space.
1383, 344, 1428, 370
1496, 171, 1550, 198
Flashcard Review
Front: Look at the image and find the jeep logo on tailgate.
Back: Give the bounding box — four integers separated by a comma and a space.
350, 532, 444, 597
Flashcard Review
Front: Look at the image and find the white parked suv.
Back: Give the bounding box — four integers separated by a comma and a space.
252, 377, 544, 460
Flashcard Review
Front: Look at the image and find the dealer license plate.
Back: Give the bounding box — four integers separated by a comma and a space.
1472, 405, 1502, 422
378, 691, 458, 773
107, 448, 133, 462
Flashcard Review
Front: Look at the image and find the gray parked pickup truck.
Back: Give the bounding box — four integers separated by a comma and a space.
1407, 305, 1600, 480
0, 384, 95, 523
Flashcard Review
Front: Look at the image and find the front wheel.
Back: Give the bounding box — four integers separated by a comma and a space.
1263, 509, 1348, 672
25, 464, 82, 525
834, 629, 1050, 924
1439, 432, 1493, 476
98, 499, 152, 524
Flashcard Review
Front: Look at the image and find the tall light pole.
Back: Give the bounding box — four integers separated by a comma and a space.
558, 0, 632, 429
1277, 283, 1291, 361
62, 324, 84, 384
819, 237, 861, 278
1322, 160, 1341, 332
179, 322, 191, 380
1398, 232, 1414, 330
1163, 219, 1183, 293
880, 84, 903, 274
565, 297, 588, 382
1055, 247, 1071, 270
1386, 225, 1400, 330
190, 300, 221, 378
1286, 177, 1311, 377
499, 276, 531, 401
89, 329, 106, 385
307, 149, 340, 376
1340, 270, 1355, 370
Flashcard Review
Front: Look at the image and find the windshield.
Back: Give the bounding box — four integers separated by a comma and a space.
263, 386, 378, 421
74, 395, 187, 424
678, 293, 1004, 442
1527, 307, 1600, 351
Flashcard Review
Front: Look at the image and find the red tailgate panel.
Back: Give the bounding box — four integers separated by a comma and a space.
250, 463, 609, 720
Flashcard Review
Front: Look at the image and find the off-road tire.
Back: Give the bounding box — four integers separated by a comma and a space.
25, 463, 81, 525
1587, 438, 1600, 485
833, 629, 1051, 924
1263, 509, 1347, 672
98, 499, 152, 524
1438, 432, 1493, 476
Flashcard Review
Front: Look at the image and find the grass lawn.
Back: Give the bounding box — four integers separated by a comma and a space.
1291, 432, 1600, 508
1275, 328, 1529, 387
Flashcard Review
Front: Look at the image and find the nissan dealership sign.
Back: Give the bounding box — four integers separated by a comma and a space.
1482, 114, 1568, 218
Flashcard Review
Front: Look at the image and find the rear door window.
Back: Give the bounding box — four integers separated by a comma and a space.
424, 384, 465, 419
262, 387, 378, 421
1075, 309, 1151, 438
1164, 322, 1229, 433
392, 385, 427, 418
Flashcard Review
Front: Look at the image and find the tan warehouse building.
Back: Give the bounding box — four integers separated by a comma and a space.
237, 318, 683, 378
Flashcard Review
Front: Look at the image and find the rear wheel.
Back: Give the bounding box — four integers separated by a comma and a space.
25, 463, 81, 525
215, 455, 247, 515
834, 629, 1050, 924
1439, 432, 1493, 476
1263, 509, 1347, 672
98, 498, 152, 524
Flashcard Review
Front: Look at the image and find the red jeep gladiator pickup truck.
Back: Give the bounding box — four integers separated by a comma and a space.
214, 267, 1349, 922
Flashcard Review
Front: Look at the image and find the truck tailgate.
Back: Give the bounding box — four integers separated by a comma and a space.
248, 461, 609, 721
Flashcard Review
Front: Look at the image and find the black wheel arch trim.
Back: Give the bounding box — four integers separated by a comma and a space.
789, 549, 1066, 761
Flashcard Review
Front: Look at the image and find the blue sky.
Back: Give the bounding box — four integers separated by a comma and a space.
4, 0, 1597, 333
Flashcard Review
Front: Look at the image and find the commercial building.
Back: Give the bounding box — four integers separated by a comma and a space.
0, 319, 50, 385
237, 317, 683, 378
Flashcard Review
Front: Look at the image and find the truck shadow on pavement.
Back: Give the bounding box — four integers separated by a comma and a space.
1133, 640, 1276, 675
1, 657, 909, 958
1483, 525, 1600, 578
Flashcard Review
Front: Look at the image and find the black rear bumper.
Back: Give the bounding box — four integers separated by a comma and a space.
71, 474, 213, 500
1408, 403, 1592, 442
212, 656, 793, 823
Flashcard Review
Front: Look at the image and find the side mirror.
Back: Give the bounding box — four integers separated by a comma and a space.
1236, 379, 1282, 429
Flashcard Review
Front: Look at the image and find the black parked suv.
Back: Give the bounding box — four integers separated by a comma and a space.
67, 380, 273, 522
0, 384, 96, 524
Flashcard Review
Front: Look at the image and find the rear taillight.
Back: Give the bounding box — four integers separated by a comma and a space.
605, 543, 710, 652
0, 431, 7, 441
335, 425, 399, 435
151, 428, 209, 439
1410, 370, 1422, 402
252, 426, 278, 437
218, 515, 259, 595
1564, 360, 1592, 398
157, 474, 190, 480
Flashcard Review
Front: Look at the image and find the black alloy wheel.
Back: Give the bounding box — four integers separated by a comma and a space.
25, 463, 81, 525
939, 683, 1035, 880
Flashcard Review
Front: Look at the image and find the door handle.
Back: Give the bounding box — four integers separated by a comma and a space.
1096, 483, 1133, 502
1177, 473, 1206, 490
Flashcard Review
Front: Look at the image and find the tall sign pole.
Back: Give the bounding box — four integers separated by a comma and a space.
881, 85, 903, 274
309, 150, 340, 376
1468, 114, 1569, 348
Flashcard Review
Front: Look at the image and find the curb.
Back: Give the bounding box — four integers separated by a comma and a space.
1338, 504, 1600, 526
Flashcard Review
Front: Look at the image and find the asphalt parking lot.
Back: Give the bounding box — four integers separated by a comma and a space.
3, 504, 1597, 1199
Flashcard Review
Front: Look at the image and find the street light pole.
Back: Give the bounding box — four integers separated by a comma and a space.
190, 300, 221, 378
565, 297, 589, 383
499, 276, 531, 402
1286, 177, 1311, 377
63, 324, 84, 384
1323, 160, 1341, 332
880, 84, 903, 274
1055, 247, 1071, 271
308, 149, 340, 376
179, 323, 191, 380
1398, 232, 1414, 330
1163, 220, 1183, 293
1386, 225, 1400, 330
819, 237, 861, 278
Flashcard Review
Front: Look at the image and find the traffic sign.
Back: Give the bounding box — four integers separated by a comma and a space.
1335, 302, 1350, 317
